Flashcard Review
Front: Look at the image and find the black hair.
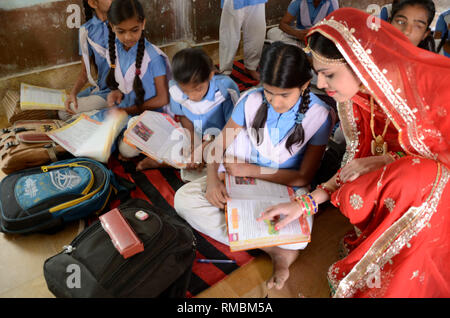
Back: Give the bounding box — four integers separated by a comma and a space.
308, 32, 343, 60
172, 48, 214, 85
83, 0, 94, 22
106, 0, 146, 109
251, 42, 313, 154
391, 0, 436, 27
390, 0, 436, 52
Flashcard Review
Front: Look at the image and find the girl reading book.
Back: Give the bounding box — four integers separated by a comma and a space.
174, 41, 334, 290
104, 0, 171, 164
136, 48, 240, 172
59, 0, 112, 120
105, 0, 170, 116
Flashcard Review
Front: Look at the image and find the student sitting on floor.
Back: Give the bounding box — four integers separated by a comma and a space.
136, 48, 240, 172
105, 0, 171, 165
266, 0, 338, 47
59, 0, 113, 120
174, 42, 334, 290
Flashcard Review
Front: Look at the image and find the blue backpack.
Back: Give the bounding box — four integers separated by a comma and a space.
0, 158, 132, 234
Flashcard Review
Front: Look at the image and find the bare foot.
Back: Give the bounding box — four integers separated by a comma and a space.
245, 68, 261, 82
261, 246, 299, 290
136, 157, 167, 171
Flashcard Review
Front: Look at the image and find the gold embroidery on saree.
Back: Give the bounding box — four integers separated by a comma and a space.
332, 162, 449, 298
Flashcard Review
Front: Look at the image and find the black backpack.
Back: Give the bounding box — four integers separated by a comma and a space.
43, 198, 196, 298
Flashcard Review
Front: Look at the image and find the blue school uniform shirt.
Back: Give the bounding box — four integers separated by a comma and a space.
115, 38, 168, 111
231, 88, 332, 170
78, 14, 110, 99
287, 0, 338, 30
436, 9, 450, 58
221, 0, 267, 10
379, 5, 390, 22
169, 75, 240, 136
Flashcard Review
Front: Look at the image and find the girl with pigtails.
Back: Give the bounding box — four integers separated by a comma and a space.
174, 42, 334, 291
105, 0, 170, 115
103, 0, 171, 160
59, 0, 112, 120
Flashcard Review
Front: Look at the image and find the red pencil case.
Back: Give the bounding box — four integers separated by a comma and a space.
99, 208, 144, 259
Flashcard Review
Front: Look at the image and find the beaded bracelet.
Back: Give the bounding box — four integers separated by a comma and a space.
316, 183, 334, 197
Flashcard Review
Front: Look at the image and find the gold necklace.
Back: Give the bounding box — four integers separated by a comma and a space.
370, 96, 390, 156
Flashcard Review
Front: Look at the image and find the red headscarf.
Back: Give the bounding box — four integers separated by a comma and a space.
307, 7, 450, 166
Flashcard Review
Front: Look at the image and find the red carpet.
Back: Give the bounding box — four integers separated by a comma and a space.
229, 60, 260, 92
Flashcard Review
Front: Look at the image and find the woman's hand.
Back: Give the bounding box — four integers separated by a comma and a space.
339, 155, 393, 183
107, 90, 123, 107
205, 174, 229, 209
64, 94, 77, 114
257, 201, 304, 231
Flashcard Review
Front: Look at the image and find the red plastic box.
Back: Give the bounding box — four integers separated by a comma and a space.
99, 208, 144, 259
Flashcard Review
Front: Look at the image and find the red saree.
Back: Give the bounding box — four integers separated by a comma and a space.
307, 8, 450, 297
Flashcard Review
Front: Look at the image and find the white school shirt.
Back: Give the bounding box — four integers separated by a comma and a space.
78, 15, 110, 97
169, 75, 240, 136
107, 38, 170, 111
230, 87, 333, 169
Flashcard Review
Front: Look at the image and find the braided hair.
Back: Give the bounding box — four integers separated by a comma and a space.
251, 42, 313, 154
106, 0, 146, 108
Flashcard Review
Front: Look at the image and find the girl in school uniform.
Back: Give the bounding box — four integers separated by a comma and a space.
174, 42, 334, 290
104, 0, 171, 163
136, 48, 240, 172
60, 0, 112, 120
105, 0, 170, 115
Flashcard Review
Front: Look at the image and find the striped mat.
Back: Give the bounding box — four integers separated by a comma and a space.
225, 60, 260, 92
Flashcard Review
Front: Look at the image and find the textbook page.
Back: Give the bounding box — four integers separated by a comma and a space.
123, 111, 190, 168
225, 173, 293, 201
47, 110, 128, 163
20, 83, 66, 110
224, 173, 311, 251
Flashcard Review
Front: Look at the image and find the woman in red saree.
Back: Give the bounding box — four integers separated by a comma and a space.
259, 7, 450, 297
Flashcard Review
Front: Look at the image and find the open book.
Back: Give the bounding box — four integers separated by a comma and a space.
123, 111, 190, 169
20, 83, 67, 110
225, 173, 311, 252
47, 109, 128, 163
